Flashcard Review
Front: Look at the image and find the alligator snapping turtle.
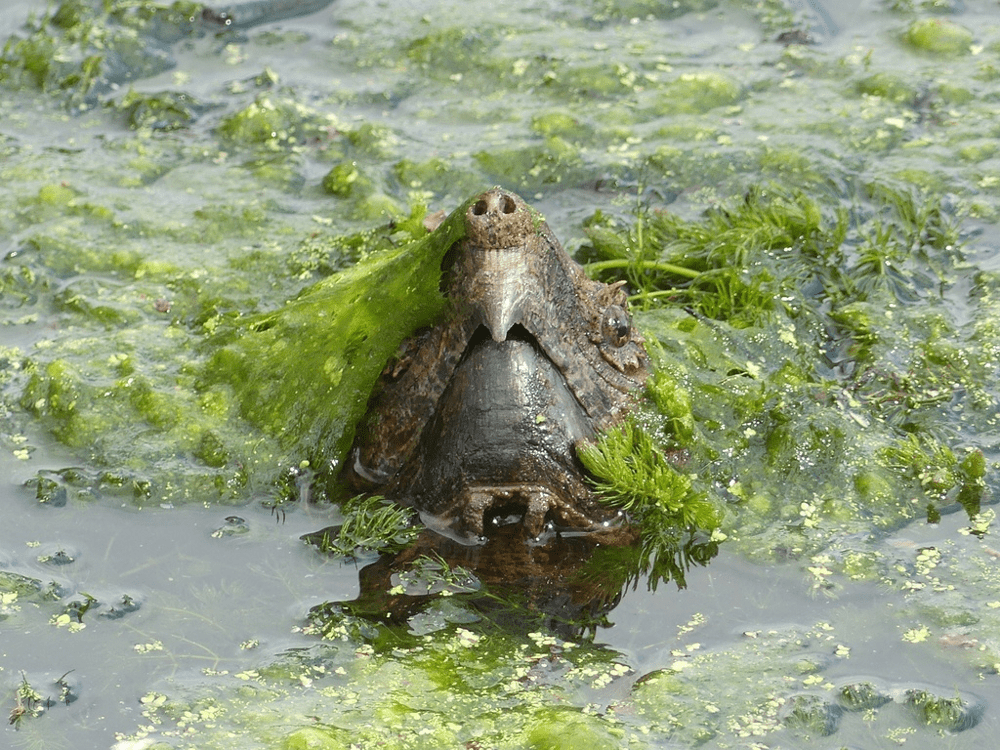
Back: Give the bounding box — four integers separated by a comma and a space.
347, 188, 648, 540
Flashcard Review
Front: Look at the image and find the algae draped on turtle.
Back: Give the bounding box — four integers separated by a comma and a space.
347, 188, 649, 540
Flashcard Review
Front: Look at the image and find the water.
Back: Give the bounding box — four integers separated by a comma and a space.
0, 446, 356, 747
2, 0, 1000, 748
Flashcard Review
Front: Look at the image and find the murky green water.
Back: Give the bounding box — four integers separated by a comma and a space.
2, 0, 1000, 748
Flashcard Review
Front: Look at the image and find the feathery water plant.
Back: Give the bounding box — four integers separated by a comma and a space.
585, 185, 846, 325
578, 421, 720, 531
315, 495, 419, 557
578, 421, 721, 591
576, 179, 990, 558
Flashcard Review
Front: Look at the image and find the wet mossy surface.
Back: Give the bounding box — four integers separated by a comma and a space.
2, 0, 1000, 748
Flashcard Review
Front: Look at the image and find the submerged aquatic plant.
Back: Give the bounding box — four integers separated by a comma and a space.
577, 181, 993, 560
578, 421, 721, 591
578, 421, 718, 531
310, 495, 419, 557
8, 674, 44, 728
585, 184, 845, 326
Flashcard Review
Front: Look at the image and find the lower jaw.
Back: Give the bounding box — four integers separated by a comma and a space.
413, 482, 620, 545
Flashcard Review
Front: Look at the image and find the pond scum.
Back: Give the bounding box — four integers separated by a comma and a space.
1, 0, 1000, 747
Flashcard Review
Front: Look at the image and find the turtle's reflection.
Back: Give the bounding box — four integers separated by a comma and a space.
305, 523, 719, 641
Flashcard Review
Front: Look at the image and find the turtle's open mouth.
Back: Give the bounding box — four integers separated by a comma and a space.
404, 322, 613, 541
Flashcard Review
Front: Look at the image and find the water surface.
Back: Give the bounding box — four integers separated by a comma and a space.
2, 0, 999, 748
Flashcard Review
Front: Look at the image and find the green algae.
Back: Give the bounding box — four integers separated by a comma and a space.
529, 111, 590, 140
280, 727, 349, 750
855, 72, 919, 103
590, 0, 718, 22
321, 162, 371, 198
128, 610, 986, 748
18, 346, 257, 505
474, 137, 585, 192
2, 1, 1000, 748
903, 19, 974, 56
119, 625, 638, 749
392, 156, 482, 199
0, 0, 201, 107
5, 172, 452, 508
200, 199, 469, 481
526, 708, 623, 749
650, 71, 744, 116
217, 93, 338, 149
117, 88, 203, 131
625, 619, 990, 744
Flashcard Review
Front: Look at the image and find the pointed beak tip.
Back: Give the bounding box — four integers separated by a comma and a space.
481, 300, 516, 343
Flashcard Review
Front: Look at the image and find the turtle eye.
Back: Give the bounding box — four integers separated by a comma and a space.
601, 305, 631, 348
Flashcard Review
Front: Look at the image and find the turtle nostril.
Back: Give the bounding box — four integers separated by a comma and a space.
500, 194, 516, 214
472, 199, 488, 215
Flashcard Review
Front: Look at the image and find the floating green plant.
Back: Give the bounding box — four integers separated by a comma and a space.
579, 422, 719, 531
307, 495, 419, 557
578, 421, 722, 588
200, 198, 471, 483
576, 180, 993, 559
0, 0, 201, 107
8, 674, 44, 728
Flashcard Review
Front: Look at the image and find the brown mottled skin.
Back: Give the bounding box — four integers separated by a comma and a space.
347, 188, 649, 540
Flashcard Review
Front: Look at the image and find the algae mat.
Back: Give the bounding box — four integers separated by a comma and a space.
2, 1, 1000, 748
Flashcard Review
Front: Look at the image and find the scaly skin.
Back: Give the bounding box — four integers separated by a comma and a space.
348, 189, 648, 542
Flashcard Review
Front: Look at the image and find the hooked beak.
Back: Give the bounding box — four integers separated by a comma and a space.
465, 249, 531, 342
459, 188, 540, 342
